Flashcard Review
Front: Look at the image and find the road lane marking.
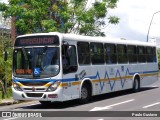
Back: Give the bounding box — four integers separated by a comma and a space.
143, 102, 160, 108
90, 99, 135, 111
13, 108, 22, 111
30, 103, 40, 106
3, 117, 18, 120
19, 103, 39, 108
151, 85, 157, 87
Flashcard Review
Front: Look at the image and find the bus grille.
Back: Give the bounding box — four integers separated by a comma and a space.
26, 93, 43, 97
23, 88, 45, 91
20, 82, 48, 86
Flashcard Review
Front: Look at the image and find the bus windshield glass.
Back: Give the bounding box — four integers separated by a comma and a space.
13, 47, 60, 78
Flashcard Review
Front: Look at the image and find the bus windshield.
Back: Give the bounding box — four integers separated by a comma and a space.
13, 47, 60, 78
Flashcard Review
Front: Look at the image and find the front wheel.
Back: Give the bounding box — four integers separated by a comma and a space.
132, 77, 140, 92
79, 84, 91, 104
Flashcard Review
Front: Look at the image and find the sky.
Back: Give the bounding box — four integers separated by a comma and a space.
106, 0, 160, 42
1, 0, 160, 42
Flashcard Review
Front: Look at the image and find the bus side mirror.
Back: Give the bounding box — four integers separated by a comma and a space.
62, 41, 69, 48
62, 41, 69, 59
4, 51, 8, 61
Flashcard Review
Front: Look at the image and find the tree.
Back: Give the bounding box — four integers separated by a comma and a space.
157, 48, 160, 69
0, 0, 119, 36
0, 35, 12, 98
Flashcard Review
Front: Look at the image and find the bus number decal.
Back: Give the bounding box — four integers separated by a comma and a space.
16, 69, 32, 74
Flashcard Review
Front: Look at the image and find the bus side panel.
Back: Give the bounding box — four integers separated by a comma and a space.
62, 73, 79, 101
92, 64, 133, 95
62, 66, 93, 101
140, 63, 158, 87
105, 65, 118, 92
91, 65, 106, 95
105, 64, 133, 92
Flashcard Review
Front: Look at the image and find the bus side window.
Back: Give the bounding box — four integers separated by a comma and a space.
62, 45, 77, 74
117, 44, 128, 63
104, 43, 117, 64
153, 47, 157, 62
90, 42, 104, 64
77, 42, 90, 65
146, 47, 153, 62
128, 45, 137, 63
137, 46, 146, 63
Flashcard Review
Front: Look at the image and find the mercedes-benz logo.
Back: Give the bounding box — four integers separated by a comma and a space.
32, 87, 36, 91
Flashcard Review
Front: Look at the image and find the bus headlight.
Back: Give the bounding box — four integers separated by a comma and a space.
47, 81, 61, 92
13, 82, 22, 91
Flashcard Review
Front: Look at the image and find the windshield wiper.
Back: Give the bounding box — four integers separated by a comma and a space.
36, 46, 48, 70
42, 46, 48, 55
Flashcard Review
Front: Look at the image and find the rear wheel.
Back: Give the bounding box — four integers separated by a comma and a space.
80, 83, 91, 103
132, 77, 140, 92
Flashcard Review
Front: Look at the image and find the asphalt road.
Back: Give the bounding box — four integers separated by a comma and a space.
0, 79, 160, 120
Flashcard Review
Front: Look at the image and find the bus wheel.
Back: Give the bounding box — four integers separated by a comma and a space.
132, 77, 140, 92
80, 83, 91, 103
39, 101, 51, 105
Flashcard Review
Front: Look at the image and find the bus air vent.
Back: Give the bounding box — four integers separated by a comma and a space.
26, 93, 43, 97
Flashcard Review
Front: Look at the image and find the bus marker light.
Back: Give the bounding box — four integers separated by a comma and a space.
48, 94, 58, 98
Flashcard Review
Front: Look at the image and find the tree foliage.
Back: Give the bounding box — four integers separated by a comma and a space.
0, 35, 12, 98
157, 48, 160, 69
0, 0, 119, 36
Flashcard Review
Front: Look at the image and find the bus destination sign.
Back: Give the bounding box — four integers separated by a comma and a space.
15, 35, 59, 46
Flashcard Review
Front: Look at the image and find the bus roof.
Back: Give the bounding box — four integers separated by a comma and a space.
16, 32, 156, 47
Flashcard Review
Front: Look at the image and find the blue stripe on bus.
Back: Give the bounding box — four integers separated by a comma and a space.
129, 70, 158, 75
142, 70, 159, 74
61, 78, 79, 82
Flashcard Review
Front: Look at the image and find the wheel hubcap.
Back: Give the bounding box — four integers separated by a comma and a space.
81, 87, 88, 99
135, 79, 138, 90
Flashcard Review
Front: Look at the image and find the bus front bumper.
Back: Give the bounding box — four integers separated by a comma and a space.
12, 87, 63, 102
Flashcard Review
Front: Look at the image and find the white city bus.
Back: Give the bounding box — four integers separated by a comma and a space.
12, 32, 158, 104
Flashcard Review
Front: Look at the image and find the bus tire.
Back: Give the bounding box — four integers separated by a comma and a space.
80, 83, 91, 104
39, 101, 51, 105
132, 77, 140, 92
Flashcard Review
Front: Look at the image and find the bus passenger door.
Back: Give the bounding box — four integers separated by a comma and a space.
62, 43, 79, 100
